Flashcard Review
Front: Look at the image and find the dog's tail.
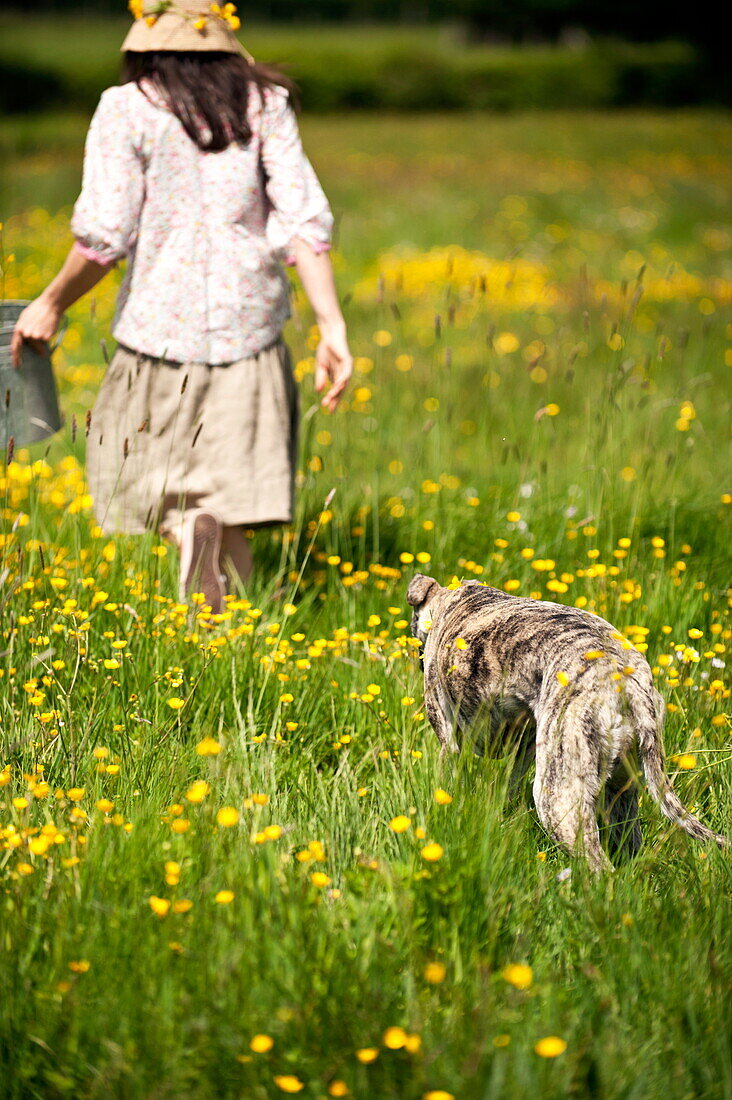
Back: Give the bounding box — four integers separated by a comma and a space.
636, 692, 728, 849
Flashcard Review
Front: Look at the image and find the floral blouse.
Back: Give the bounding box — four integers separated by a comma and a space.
71, 81, 333, 364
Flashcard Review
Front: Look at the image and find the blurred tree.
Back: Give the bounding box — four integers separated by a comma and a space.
453, 0, 720, 54
1, 0, 722, 54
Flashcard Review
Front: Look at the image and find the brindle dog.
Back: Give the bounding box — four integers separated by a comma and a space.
407, 573, 728, 872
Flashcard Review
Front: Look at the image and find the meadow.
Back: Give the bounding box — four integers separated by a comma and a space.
1, 99, 732, 1098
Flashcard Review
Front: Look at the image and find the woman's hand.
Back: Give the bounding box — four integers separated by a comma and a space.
11, 295, 63, 367
290, 240, 352, 411
315, 319, 353, 413
10, 245, 112, 367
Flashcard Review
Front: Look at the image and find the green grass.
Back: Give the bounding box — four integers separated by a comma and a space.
1, 109, 731, 1099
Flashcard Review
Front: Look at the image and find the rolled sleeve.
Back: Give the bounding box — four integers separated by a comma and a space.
260, 88, 333, 262
71, 87, 145, 266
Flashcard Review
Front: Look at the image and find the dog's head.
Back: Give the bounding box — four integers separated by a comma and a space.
406, 572, 441, 645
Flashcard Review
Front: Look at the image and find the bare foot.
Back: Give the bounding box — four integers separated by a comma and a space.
178, 509, 226, 613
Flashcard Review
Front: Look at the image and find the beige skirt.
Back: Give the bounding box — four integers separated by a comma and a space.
86, 340, 298, 536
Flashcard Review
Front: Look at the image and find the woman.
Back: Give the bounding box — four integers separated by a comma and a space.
11, 0, 352, 613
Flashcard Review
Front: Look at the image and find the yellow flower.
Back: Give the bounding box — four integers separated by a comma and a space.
128, 0, 144, 19
311, 871, 331, 888
434, 788, 452, 805
423, 961, 446, 984
28, 835, 52, 856
215, 889, 235, 904
172, 899, 193, 914
676, 754, 696, 770
249, 1033, 274, 1053
167, 697, 185, 710
383, 1027, 407, 1049
216, 807, 240, 827
185, 781, 210, 804
67, 787, 85, 802
328, 1082, 349, 1097
96, 798, 114, 814
389, 815, 411, 833
148, 895, 171, 917
420, 842, 443, 862
193, 15, 207, 30
252, 793, 269, 806
454, 638, 468, 650
495, 332, 520, 355
68, 959, 90, 973
423, 1092, 455, 1100
103, 658, 120, 670
502, 963, 533, 990
556, 671, 570, 687
273, 1076, 304, 1094
534, 1036, 567, 1058
195, 736, 222, 755
355, 1048, 379, 1064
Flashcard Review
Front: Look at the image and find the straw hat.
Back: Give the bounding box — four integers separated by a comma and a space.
122, 1, 249, 56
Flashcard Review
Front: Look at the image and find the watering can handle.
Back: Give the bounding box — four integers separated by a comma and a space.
51, 314, 69, 353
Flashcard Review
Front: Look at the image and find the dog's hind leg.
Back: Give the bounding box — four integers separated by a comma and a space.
533, 729, 614, 873
424, 681, 460, 755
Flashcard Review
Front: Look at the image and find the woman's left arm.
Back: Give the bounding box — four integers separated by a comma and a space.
290, 239, 352, 413
11, 248, 111, 366
260, 88, 352, 410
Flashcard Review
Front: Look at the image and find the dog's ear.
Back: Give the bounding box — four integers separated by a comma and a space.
406, 573, 438, 607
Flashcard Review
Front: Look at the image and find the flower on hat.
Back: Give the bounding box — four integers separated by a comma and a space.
128, 0, 241, 34
128, 0, 172, 22
211, 2, 241, 30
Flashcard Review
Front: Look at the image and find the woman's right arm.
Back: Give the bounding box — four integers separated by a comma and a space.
12, 87, 144, 367
11, 248, 112, 366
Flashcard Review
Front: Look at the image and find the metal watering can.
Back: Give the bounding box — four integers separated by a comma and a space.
0, 299, 64, 454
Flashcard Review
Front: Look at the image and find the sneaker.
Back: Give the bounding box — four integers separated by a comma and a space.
178, 508, 226, 613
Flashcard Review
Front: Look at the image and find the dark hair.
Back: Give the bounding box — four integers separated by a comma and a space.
121, 51, 299, 153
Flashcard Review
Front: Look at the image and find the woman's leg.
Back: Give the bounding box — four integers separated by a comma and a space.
220, 525, 253, 591
163, 507, 226, 613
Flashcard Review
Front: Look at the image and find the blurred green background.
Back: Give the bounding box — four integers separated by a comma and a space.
1, 1, 728, 119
